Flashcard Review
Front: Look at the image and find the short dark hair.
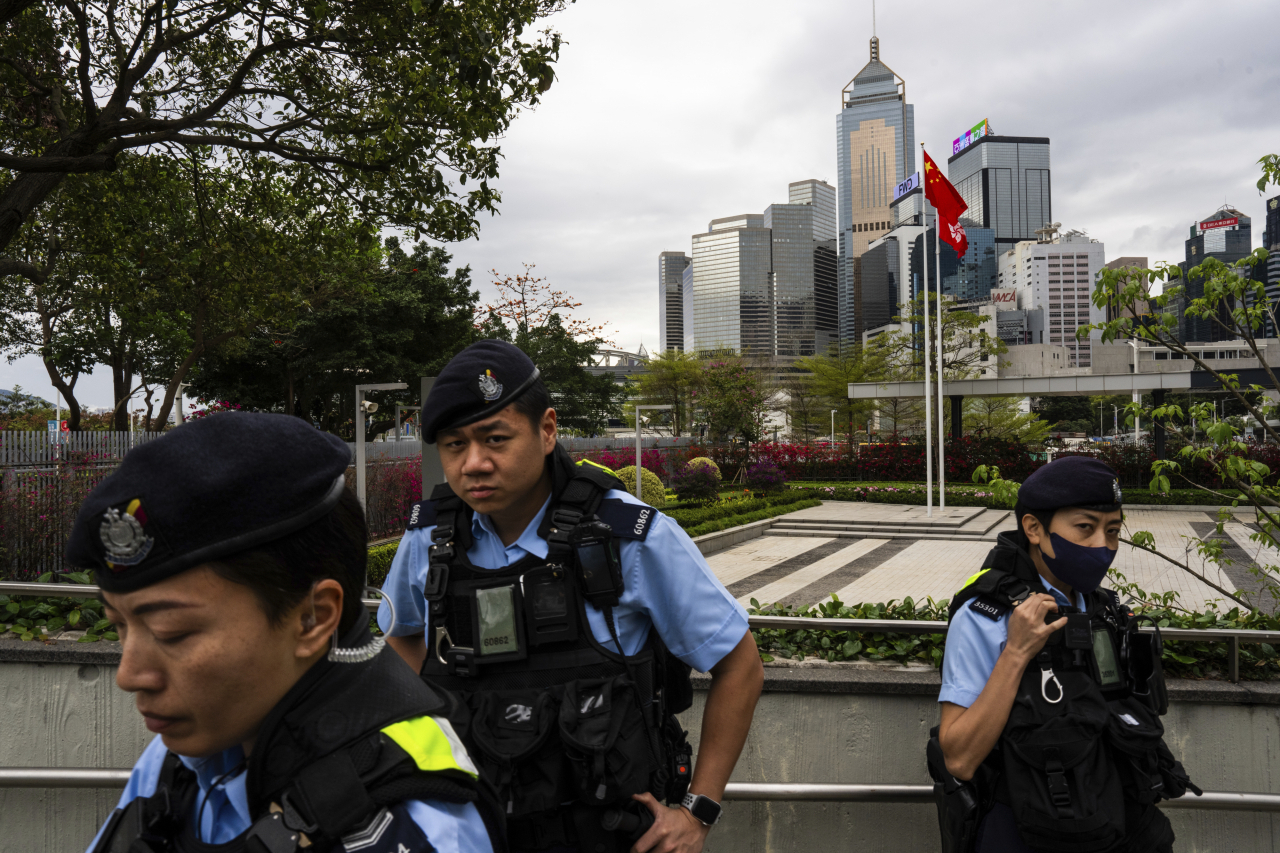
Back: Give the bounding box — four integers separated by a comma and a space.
510, 376, 552, 433
211, 487, 368, 633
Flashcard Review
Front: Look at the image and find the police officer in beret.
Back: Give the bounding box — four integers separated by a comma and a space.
71, 413, 503, 853
927, 457, 1198, 853
377, 339, 764, 853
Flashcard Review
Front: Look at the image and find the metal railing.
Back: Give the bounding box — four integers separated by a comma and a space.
5, 583, 1279, 684
0, 769, 1277, 811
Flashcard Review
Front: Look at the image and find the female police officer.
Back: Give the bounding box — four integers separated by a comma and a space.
378, 340, 764, 853
70, 413, 501, 853
931, 456, 1197, 853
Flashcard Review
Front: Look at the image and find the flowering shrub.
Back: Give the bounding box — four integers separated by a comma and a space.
352, 458, 423, 540
614, 465, 666, 507
188, 398, 247, 419
0, 453, 115, 581
573, 448, 676, 481
685, 456, 721, 478
670, 462, 721, 505
744, 459, 786, 494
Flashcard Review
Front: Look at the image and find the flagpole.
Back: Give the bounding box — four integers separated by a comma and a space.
919, 145, 933, 518
936, 178, 946, 510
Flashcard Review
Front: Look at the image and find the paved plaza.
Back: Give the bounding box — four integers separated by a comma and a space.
707, 501, 1274, 612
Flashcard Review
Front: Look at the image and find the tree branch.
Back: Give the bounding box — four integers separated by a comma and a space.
1120, 536, 1251, 610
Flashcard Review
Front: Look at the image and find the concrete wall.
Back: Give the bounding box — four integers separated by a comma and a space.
3, 643, 1279, 853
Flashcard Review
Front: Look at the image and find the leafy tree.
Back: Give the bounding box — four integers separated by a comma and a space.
780, 372, 822, 443
0, 0, 567, 266
692, 355, 776, 444
477, 267, 624, 436
963, 396, 1050, 443
795, 345, 883, 452
189, 238, 478, 440
633, 349, 701, 436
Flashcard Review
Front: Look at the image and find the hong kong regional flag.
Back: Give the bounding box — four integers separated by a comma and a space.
923, 150, 968, 257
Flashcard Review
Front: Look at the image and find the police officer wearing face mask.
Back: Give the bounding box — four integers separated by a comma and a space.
378, 340, 765, 853
71, 414, 503, 853
927, 457, 1200, 853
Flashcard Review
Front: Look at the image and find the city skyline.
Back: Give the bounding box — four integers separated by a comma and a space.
5, 0, 1278, 406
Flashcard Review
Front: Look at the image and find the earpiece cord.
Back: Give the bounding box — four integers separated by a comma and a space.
194, 757, 248, 842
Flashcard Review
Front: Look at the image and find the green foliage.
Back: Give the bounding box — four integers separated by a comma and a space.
190, 237, 478, 438
0, 0, 569, 255
665, 491, 818, 530
367, 542, 400, 588
632, 350, 702, 436
670, 461, 722, 505
614, 466, 667, 507
0, 572, 116, 642
682, 499, 821, 537
972, 465, 1021, 509
692, 355, 775, 444
686, 457, 721, 477
964, 396, 1051, 444
794, 346, 883, 451
750, 595, 949, 666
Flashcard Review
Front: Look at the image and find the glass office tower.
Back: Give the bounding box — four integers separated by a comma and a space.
1178, 207, 1252, 342
947, 135, 1051, 252
658, 251, 690, 351
836, 36, 915, 350
765, 179, 839, 357
690, 214, 773, 356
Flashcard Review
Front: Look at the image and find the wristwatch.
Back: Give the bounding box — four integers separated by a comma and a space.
681, 793, 723, 826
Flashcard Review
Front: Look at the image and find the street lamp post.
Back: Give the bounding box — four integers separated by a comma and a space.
355, 382, 408, 509
634, 405, 673, 500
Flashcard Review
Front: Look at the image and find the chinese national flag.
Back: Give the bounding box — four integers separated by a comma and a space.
923, 150, 968, 257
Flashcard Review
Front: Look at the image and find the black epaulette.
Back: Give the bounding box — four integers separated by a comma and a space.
969, 595, 1010, 622
405, 500, 438, 531
595, 499, 657, 541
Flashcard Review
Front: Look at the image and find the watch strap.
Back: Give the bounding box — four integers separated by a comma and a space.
681, 792, 722, 826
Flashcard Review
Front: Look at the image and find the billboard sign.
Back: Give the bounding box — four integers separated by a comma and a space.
1199, 217, 1238, 232
990, 288, 1018, 309
893, 172, 920, 202
952, 119, 992, 155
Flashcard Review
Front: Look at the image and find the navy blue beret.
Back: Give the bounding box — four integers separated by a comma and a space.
66, 413, 352, 592
422, 339, 541, 443
1018, 456, 1123, 512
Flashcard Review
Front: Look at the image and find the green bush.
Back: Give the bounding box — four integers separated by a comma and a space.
615, 465, 667, 507
684, 499, 822, 537
670, 461, 722, 504
368, 541, 400, 587
686, 457, 722, 478
665, 490, 817, 529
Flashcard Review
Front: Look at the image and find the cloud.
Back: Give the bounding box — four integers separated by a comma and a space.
4, 0, 1278, 406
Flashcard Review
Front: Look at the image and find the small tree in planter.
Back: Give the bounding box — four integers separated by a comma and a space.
744, 459, 786, 494
671, 461, 722, 505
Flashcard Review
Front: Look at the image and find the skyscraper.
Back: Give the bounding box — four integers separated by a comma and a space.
947, 126, 1051, 252
684, 181, 838, 358
996, 233, 1105, 367
658, 251, 690, 351
1177, 206, 1252, 342
1257, 196, 1280, 338
836, 36, 915, 349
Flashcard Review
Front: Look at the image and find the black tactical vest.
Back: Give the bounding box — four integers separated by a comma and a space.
946, 531, 1198, 853
92, 621, 505, 853
406, 446, 693, 851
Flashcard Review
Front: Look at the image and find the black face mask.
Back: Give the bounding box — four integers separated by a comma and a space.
1040, 532, 1117, 594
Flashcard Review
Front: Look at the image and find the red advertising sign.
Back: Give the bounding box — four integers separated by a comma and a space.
990, 289, 1018, 305
1199, 217, 1238, 231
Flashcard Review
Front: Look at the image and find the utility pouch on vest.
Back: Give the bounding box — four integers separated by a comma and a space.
926, 729, 981, 853
1126, 626, 1168, 716
468, 688, 566, 817
559, 675, 652, 807
522, 565, 579, 647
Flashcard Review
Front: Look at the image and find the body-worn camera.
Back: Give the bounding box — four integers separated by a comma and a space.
570, 520, 624, 607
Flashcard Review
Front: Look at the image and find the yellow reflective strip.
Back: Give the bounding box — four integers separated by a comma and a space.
576, 459, 615, 475
382, 715, 478, 779
957, 568, 990, 596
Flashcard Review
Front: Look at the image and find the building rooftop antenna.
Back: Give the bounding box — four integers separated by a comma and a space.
872, 0, 877, 38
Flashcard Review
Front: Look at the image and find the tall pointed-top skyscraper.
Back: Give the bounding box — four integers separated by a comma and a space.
836, 36, 915, 348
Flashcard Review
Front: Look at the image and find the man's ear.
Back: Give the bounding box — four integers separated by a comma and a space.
540, 407, 558, 454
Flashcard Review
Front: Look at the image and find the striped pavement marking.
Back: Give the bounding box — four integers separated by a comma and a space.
736, 538, 890, 606
706, 536, 834, 587
724, 539, 858, 599
830, 540, 994, 606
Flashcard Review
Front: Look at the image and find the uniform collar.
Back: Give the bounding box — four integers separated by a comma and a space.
1037, 574, 1086, 610
472, 494, 552, 559
179, 745, 251, 826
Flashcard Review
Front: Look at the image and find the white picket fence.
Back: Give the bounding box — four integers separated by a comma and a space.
0, 431, 164, 468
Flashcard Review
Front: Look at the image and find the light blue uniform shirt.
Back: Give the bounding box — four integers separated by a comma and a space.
86, 735, 492, 853
377, 489, 749, 673
939, 575, 1086, 708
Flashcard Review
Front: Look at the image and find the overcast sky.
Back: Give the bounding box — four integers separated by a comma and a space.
5, 0, 1279, 409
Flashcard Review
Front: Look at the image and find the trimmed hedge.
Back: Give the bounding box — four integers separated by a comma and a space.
368, 541, 399, 587
663, 490, 818, 528
790, 482, 1249, 508
683, 499, 822, 537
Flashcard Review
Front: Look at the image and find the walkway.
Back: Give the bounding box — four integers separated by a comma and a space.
706, 502, 1276, 612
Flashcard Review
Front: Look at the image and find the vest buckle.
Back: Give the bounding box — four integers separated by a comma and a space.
423, 562, 449, 601
244, 812, 300, 853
